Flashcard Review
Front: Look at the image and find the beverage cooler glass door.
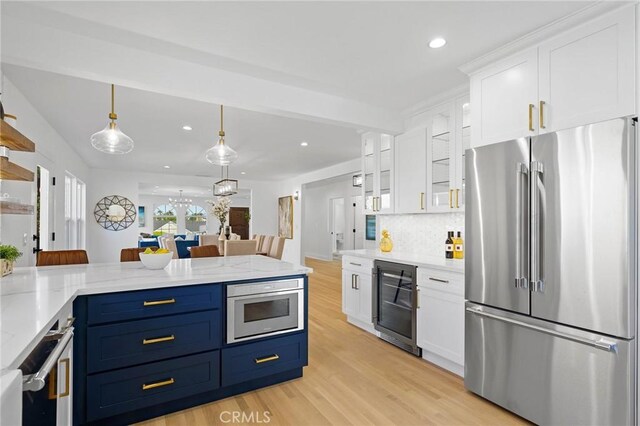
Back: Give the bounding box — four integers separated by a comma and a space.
465, 138, 530, 314
374, 261, 416, 341
530, 118, 636, 338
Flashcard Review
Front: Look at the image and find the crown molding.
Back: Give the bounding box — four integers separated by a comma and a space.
402, 83, 470, 119
459, 1, 636, 76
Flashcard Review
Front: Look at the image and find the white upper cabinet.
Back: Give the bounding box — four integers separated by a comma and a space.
470, 49, 538, 147
469, 5, 636, 148
426, 102, 457, 212
362, 132, 394, 214
394, 127, 428, 214
538, 9, 636, 133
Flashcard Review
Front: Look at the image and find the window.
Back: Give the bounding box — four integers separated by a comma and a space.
185, 205, 207, 232
64, 172, 86, 249
153, 204, 177, 235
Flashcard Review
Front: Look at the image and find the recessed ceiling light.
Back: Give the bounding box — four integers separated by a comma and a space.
182, 125, 192, 131
163, 165, 171, 169
300, 141, 309, 147
241, 171, 246, 175
429, 37, 447, 49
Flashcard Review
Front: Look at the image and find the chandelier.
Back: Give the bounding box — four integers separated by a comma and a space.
169, 190, 192, 208
213, 166, 238, 197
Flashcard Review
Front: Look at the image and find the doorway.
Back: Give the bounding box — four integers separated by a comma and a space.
229, 207, 250, 240
349, 195, 364, 250
34, 165, 54, 256
329, 197, 345, 255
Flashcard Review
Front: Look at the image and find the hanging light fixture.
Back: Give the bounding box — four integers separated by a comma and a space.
90, 84, 134, 154
213, 166, 238, 196
206, 105, 238, 166
169, 190, 192, 208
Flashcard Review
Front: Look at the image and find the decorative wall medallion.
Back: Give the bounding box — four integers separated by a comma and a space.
94, 195, 136, 231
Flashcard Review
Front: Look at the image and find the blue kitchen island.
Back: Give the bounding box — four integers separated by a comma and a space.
0, 255, 310, 426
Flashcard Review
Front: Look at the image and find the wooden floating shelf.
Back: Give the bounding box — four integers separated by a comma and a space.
0, 120, 35, 152
0, 200, 34, 215
0, 156, 34, 181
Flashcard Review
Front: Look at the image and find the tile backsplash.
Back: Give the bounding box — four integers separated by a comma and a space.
377, 213, 465, 257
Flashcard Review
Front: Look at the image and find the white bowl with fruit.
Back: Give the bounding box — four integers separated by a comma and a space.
139, 248, 173, 269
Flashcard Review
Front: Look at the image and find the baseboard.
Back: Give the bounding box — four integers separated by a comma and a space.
346, 316, 379, 336
422, 351, 464, 377
304, 254, 333, 262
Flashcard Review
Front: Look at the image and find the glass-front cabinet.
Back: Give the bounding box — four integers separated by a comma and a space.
425, 95, 469, 213
362, 132, 394, 214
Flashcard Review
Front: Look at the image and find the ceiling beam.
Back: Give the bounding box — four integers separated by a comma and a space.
1, 4, 403, 134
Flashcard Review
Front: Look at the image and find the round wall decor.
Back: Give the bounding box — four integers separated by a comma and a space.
94, 195, 136, 231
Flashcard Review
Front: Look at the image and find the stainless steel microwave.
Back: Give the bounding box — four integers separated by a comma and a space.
226, 278, 304, 344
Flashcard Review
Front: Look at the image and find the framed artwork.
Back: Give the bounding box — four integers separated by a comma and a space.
278, 196, 293, 239
138, 206, 145, 227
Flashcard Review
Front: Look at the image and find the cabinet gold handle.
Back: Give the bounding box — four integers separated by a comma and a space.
143, 335, 175, 345
528, 104, 535, 132
420, 192, 425, 210
254, 354, 280, 364
142, 378, 175, 390
47, 358, 70, 399
143, 298, 176, 307
539, 100, 546, 129
449, 189, 453, 208
455, 189, 460, 208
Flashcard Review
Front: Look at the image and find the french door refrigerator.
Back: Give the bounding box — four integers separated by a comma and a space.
465, 117, 637, 425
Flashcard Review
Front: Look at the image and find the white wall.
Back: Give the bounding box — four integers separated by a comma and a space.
302, 174, 362, 261
0, 76, 90, 266
88, 170, 280, 263
278, 158, 361, 264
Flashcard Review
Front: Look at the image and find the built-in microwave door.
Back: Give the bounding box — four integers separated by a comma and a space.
228, 290, 303, 343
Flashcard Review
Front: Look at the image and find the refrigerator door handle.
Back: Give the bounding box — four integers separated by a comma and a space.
465, 306, 618, 353
515, 162, 528, 289
530, 160, 544, 293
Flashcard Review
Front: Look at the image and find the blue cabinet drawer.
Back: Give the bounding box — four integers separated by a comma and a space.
87, 351, 220, 422
87, 284, 221, 324
87, 310, 221, 373
222, 333, 307, 387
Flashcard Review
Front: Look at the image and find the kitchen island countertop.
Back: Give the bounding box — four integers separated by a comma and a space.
0, 255, 311, 371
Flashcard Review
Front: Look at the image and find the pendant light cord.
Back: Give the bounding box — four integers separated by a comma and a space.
109, 84, 118, 121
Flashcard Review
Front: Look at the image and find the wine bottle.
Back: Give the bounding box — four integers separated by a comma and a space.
445, 231, 454, 259
454, 231, 464, 259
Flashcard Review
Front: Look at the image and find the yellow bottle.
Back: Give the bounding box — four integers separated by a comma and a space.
453, 231, 464, 259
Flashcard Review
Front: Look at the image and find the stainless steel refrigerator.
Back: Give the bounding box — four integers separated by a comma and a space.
465, 117, 637, 425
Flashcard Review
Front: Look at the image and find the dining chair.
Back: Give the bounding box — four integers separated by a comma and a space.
190, 245, 221, 258
199, 234, 220, 247
268, 237, 285, 260
163, 237, 179, 259
36, 250, 89, 266
224, 240, 258, 256
254, 234, 265, 250
120, 247, 158, 262
260, 236, 274, 254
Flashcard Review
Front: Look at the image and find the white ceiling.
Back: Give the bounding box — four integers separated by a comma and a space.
27, 1, 593, 110
138, 183, 251, 201
4, 65, 362, 180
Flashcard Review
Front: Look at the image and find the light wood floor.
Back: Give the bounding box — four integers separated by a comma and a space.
140, 258, 527, 426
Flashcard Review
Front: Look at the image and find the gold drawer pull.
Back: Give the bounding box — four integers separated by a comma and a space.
528, 104, 535, 132
449, 189, 453, 208
539, 100, 546, 129
455, 189, 460, 208
142, 377, 175, 390
47, 358, 70, 399
254, 354, 280, 364
143, 335, 175, 345
143, 298, 176, 307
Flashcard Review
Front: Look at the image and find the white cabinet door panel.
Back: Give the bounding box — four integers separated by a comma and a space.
342, 269, 358, 317
394, 127, 428, 214
539, 8, 636, 132
417, 288, 464, 366
471, 49, 538, 148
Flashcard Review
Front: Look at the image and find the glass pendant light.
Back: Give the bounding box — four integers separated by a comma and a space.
90, 84, 134, 154
206, 105, 238, 166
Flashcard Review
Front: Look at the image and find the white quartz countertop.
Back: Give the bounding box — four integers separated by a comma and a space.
0, 255, 311, 372
340, 249, 464, 273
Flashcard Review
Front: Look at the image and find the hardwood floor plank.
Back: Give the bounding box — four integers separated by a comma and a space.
138, 257, 527, 426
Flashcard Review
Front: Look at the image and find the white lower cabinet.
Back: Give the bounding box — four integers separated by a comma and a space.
416, 268, 464, 376
341, 256, 375, 333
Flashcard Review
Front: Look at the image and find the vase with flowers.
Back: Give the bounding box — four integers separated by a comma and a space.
208, 196, 231, 236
